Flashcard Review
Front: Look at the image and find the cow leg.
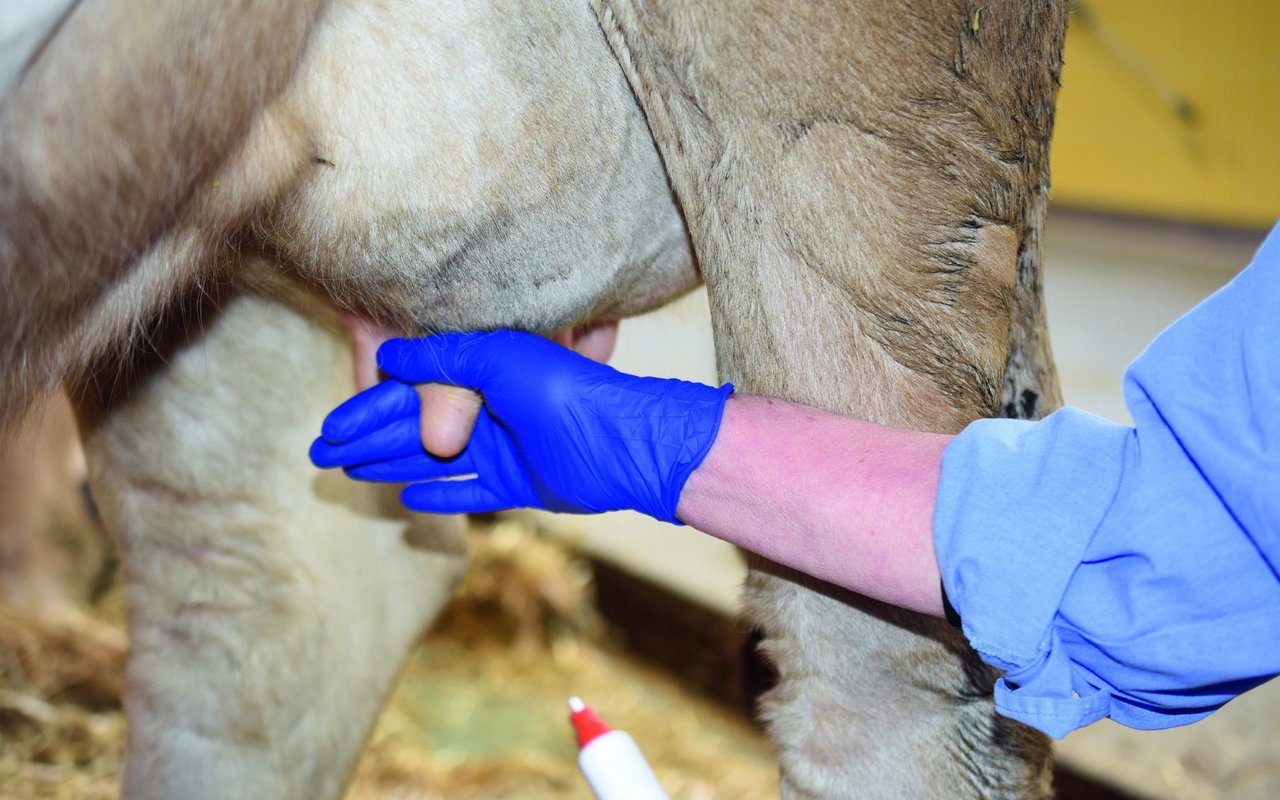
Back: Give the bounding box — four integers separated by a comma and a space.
713, 219, 1060, 799
73, 282, 466, 799
718, 216, 1061, 798
595, 1, 1067, 796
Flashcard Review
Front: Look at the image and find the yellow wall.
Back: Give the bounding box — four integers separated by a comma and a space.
1050, 1, 1280, 229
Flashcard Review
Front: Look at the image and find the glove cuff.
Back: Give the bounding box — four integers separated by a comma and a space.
654, 380, 734, 525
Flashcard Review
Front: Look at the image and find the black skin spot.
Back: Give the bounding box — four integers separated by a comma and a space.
1019, 388, 1038, 418
1001, 387, 1041, 420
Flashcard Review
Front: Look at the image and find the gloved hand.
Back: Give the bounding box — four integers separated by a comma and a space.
309, 330, 733, 524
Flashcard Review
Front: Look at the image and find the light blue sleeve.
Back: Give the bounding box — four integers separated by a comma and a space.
933, 221, 1280, 739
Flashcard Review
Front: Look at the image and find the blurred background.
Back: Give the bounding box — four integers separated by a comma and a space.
1, 2, 1277, 798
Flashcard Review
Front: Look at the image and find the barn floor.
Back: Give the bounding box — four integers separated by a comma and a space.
0, 519, 779, 799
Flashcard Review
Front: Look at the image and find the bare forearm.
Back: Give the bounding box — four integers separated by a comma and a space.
675, 394, 950, 617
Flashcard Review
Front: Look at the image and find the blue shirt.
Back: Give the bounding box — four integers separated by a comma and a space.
934, 222, 1280, 739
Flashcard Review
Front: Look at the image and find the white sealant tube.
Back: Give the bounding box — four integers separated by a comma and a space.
579, 729, 670, 800
569, 696, 670, 800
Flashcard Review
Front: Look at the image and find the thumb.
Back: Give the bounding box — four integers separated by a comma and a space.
376, 332, 498, 386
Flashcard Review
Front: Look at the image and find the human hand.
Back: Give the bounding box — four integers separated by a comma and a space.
309, 331, 732, 523
414, 320, 620, 457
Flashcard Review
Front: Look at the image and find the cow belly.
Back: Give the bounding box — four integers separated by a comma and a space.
252, 0, 698, 337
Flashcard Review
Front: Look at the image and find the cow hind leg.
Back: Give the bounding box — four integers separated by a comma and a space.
596, 1, 1069, 794
72, 277, 466, 799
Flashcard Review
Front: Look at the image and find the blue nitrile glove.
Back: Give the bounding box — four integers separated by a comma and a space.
309, 331, 733, 523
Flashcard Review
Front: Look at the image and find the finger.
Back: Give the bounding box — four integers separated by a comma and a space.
401, 479, 514, 515
309, 415, 423, 468
320, 379, 419, 443
376, 331, 530, 386
346, 453, 475, 483
419, 383, 484, 458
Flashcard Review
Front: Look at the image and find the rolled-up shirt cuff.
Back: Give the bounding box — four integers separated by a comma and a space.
933, 409, 1131, 738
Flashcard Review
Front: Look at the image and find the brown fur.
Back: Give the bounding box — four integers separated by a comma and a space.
0, 0, 324, 435
595, 0, 1067, 795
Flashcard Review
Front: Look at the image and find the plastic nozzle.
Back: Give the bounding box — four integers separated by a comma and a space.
568, 696, 612, 747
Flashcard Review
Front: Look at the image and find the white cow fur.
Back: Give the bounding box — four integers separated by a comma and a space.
83, 287, 468, 797
0, 0, 78, 96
